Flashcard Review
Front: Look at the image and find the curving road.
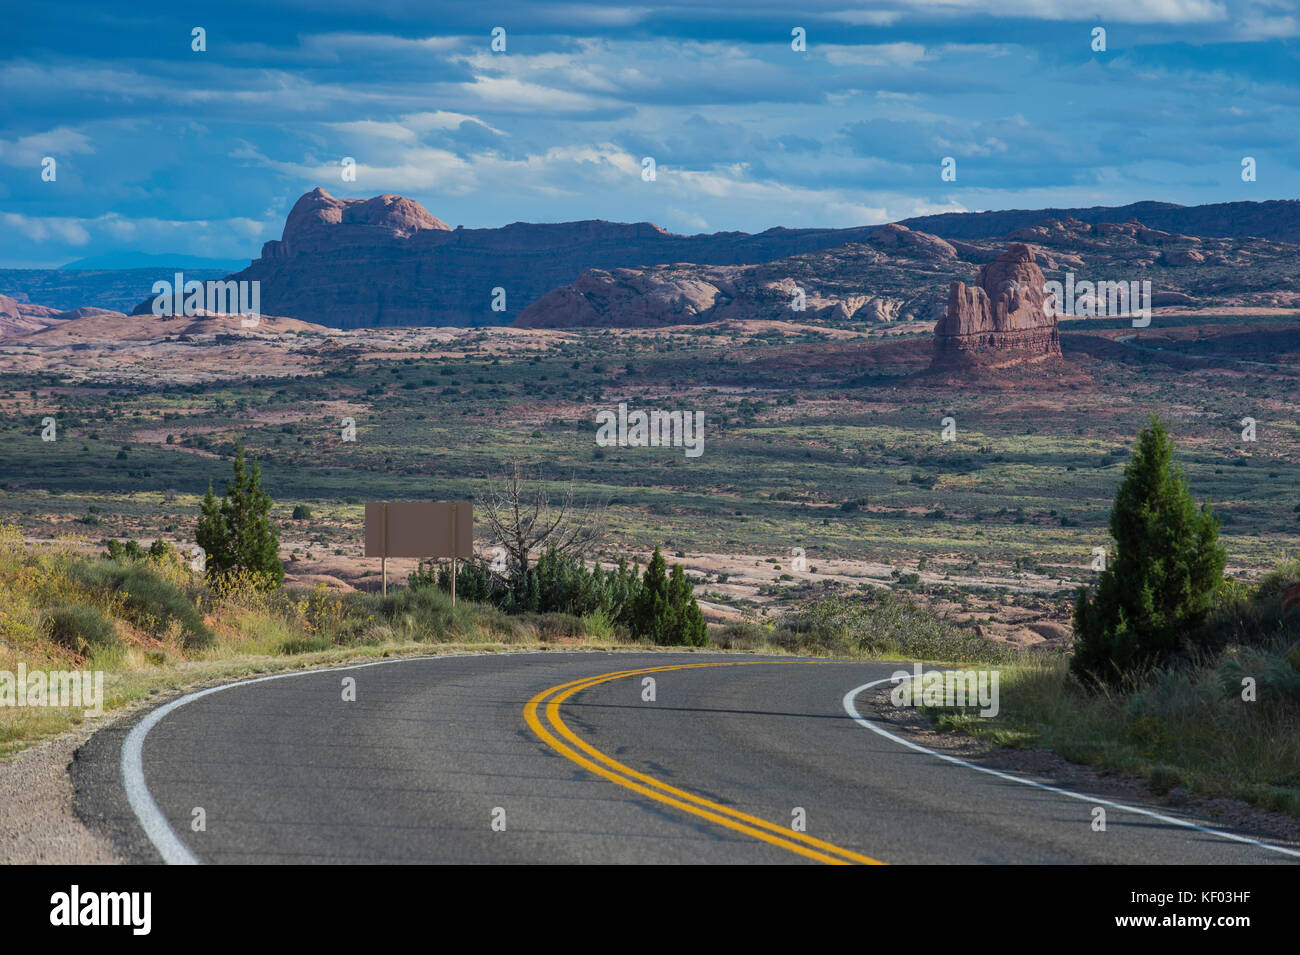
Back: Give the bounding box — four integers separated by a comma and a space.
73, 652, 1299, 864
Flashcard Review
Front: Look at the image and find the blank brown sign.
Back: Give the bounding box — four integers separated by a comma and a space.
364, 502, 473, 558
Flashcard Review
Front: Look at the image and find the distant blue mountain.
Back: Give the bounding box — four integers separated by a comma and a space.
0, 268, 230, 313
58, 252, 251, 271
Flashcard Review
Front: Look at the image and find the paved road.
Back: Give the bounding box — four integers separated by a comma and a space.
75, 652, 1299, 864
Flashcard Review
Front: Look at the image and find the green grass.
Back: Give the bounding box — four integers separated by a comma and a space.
944, 655, 1300, 814
917, 573, 1300, 816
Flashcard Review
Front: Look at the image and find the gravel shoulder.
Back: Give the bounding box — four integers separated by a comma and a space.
0, 709, 134, 864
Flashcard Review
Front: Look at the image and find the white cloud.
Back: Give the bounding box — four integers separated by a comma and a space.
829, 0, 1226, 24
458, 75, 613, 112
0, 211, 274, 251
1, 212, 91, 245
228, 32, 464, 63
1235, 14, 1300, 37
403, 111, 504, 135
231, 142, 479, 194
823, 43, 931, 67
0, 126, 95, 167
326, 120, 419, 143
327, 111, 505, 145
825, 9, 905, 25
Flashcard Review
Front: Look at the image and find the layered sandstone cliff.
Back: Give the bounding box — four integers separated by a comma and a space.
133, 188, 887, 329
931, 243, 1062, 370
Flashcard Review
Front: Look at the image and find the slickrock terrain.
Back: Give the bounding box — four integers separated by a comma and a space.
931, 244, 1061, 371
0, 293, 101, 337
515, 223, 956, 328
22, 308, 322, 344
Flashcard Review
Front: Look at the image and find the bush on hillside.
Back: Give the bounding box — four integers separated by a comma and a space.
71, 559, 212, 649
45, 603, 118, 654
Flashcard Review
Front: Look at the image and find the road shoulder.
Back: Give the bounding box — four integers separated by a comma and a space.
865, 684, 1300, 851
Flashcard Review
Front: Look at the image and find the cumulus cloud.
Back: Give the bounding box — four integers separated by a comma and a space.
826, 0, 1226, 25
0, 0, 1296, 267
1, 207, 276, 247
0, 126, 94, 167
1, 212, 92, 245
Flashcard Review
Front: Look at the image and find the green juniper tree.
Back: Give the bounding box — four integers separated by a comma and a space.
666, 562, 707, 647
1071, 415, 1225, 686
630, 546, 707, 646
195, 438, 284, 589
630, 547, 671, 642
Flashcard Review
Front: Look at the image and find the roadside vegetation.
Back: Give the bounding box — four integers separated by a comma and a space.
714, 590, 1017, 663
2, 443, 1016, 757
0, 520, 1007, 757
0, 522, 653, 758
919, 417, 1300, 814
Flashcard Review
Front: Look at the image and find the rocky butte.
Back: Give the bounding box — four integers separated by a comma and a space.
930, 243, 1062, 371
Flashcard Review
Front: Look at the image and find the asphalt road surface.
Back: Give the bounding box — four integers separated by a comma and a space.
74, 652, 1300, 864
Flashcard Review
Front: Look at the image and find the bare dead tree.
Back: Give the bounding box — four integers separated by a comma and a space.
478, 462, 604, 581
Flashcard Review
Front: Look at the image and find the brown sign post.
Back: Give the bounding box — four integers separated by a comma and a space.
364, 501, 474, 601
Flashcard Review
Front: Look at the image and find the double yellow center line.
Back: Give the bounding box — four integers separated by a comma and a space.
524, 661, 884, 865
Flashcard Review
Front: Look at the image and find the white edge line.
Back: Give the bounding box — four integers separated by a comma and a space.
120, 652, 486, 865
843, 675, 1300, 862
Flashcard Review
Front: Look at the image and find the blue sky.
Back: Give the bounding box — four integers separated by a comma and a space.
1, 0, 1297, 267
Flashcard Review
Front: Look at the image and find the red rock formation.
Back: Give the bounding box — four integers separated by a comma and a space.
132, 188, 888, 329
516, 224, 954, 329
931, 243, 1061, 370
515, 262, 945, 329
262, 188, 449, 259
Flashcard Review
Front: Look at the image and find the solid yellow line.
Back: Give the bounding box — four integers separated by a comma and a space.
544, 663, 882, 864
524, 661, 885, 865
544, 666, 879, 862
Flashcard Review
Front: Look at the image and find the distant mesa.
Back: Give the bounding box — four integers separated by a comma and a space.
131, 188, 886, 329
930, 243, 1062, 372
900, 199, 1300, 245
19, 192, 1299, 331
